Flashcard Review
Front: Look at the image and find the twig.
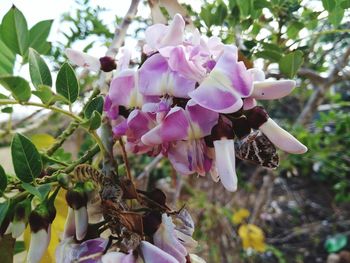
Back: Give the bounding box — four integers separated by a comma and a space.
137, 154, 163, 180
118, 138, 132, 182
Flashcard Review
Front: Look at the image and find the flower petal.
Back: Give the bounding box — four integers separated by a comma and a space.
248, 68, 265, 82
28, 226, 51, 263
243, 97, 257, 110
11, 220, 26, 238
140, 241, 179, 263
65, 49, 100, 72
252, 80, 296, 100
74, 206, 88, 241
139, 54, 196, 98
213, 139, 238, 192
141, 107, 189, 145
102, 251, 136, 263
63, 207, 75, 239
259, 118, 307, 154
109, 70, 143, 108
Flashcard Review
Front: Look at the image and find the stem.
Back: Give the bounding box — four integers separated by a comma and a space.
118, 138, 132, 182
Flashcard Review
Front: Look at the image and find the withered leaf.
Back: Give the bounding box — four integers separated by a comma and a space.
118, 212, 143, 235
120, 179, 138, 199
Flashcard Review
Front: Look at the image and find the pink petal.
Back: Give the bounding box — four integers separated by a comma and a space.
160, 14, 185, 47
248, 68, 265, 81
65, 48, 100, 72
213, 139, 238, 192
141, 107, 189, 145
140, 241, 179, 263
259, 118, 307, 154
109, 70, 143, 108
186, 100, 219, 137
139, 54, 196, 98
252, 80, 296, 100
116, 48, 132, 71
102, 251, 136, 263
243, 97, 257, 110
153, 214, 187, 263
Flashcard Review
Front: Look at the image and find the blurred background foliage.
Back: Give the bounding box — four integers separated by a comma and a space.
0, 0, 350, 262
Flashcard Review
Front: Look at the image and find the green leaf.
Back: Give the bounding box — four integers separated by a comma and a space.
32, 85, 55, 105
200, 6, 215, 28
0, 76, 31, 102
287, 21, 304, 39
328, 7, 344, 27
0, 6, 29, 56
0, 93, 8, 99
14, 241, 25, 254
0, 39, 16, 76
1, 107, 13, 113
0, 234, 15, 262
322, 0, 336, 11
56, 63, 79, 104
279, 50, 304, 78
11, 133, 43, 183
0, 200, 10, 226
28, 48, 52, 89
29, 20, 53, 54
340, 0, 350, 8
0, 165, 7, 196
255, 50, 282, 62
21, 182, 50, 200
82, 110, 102, 130
85, 95, 104, 119
213, 2, 228, 25
325, 234, 348, 253
237, 0, 253, 18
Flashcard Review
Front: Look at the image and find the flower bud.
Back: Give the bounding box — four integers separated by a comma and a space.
99, 56, 117, 72
11, 199, 31, 238
57, 173, 71, 189
245, 106, 269, 129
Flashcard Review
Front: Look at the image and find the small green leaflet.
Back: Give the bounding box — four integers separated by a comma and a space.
279, 50, 304, 78
0, 165, 7, 196
28, 48, 52, 89
29, 20, 53, 55
11, 133, 43, 183
56, 63, 80, 104
0, 200, 10, 226
0, 76, 31, 102
84, 95, 104, 118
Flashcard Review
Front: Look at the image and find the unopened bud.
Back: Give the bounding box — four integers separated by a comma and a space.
99, 56, 116, 72
245, 106, 269, 129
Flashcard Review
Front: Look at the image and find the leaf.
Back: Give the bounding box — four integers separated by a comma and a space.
11, 133, 43, 183
32, 85, 55, 105
31, 133, 56, 151
29, 20, 53, 54
279, 50, 304, 78
213, 1, 228, 25
0, 93, 8, 99
0, 165, 7, 196
325, 234, 348, 253
0, 234, 15, 263
0, 39, 16, 76
14, 241, 25, 254
0, 200, 10, 226
322, 0, 336, 11
237, 0, 253, 18
56, 63, 79, 104
84, 95, 104, 119
0, 76, 31, 102
328, 7, 344, 27
21, 182, 51, 200
1, 107, 13, 114
86, 110, 102, 130
28, 48, 52, 89
287, 21, 304, 39
0, 5, 29, 55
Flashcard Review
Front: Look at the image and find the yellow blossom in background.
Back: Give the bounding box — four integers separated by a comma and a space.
31, 134, 56, 151
231, 208, 250, 225
238, 223, 266, 252
24, 189, 68, 262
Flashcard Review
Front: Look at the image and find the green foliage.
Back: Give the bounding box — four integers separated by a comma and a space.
0, 6, 29, 56
84, 95, 104, 118
0, 165, 7, 196
325, 234, 348, 253
279, 50, 304, 78
28, 48, 52, 89
55, 63, 80, 104
0, 200, 10, 226
82, 110, 102, 130
0, 76, 31, 102
0, 39, 16, 76
29, 20, 53, 55
11, 133, 43, 183
21, 183, 51, 201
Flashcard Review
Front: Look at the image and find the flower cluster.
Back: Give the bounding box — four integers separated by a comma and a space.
100, 14, 307, 192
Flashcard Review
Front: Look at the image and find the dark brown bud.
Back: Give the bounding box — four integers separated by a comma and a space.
245, 106, 269, 129
99, 56, 116, 72
142, 211, 162, 236
211, 117, 234, 141
29, 206, 50, 233
232, 116, 251, 138
66, 186, 88, 210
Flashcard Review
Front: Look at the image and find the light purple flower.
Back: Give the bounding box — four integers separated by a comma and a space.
140, 241, 179, 263
189, 45, 253, 113
101, 251, 137, 263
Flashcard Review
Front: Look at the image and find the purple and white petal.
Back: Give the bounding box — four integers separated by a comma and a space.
243, 97, 257, 110
28, 226, 51, 263
213, 139, 238, 192
65, 49, 100, 72
251, 80, 296, 100
63, 207, 75, 239
259, 119, 308, 154
74, 206, 88, 241
140, 241, 179, 263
